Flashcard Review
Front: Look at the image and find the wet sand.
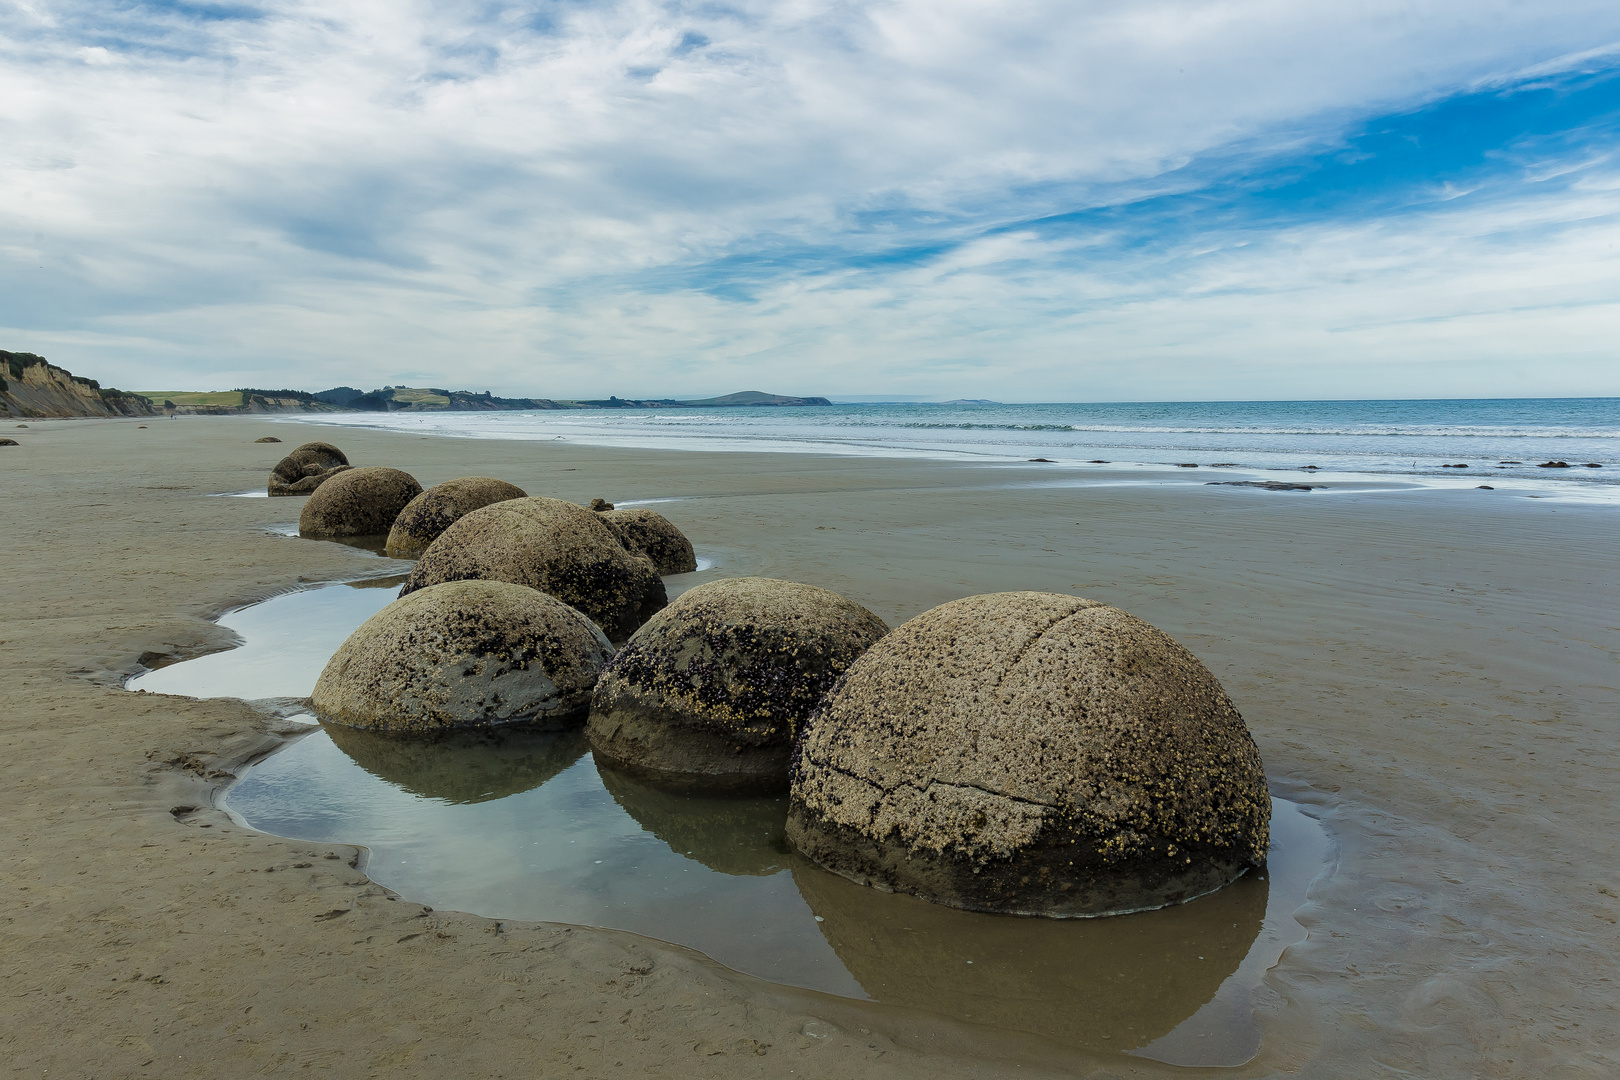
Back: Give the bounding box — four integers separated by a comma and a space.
1, 416, 1615, 1078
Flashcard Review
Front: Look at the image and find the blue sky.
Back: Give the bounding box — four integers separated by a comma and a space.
2, 1, 1618, 400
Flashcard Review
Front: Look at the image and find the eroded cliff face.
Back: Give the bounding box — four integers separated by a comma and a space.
1, 352, 157, 418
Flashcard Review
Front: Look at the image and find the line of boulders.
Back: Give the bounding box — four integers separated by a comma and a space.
281, 440, 1271, 918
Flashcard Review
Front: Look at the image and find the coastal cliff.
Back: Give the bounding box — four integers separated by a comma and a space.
1, 352, 157, 418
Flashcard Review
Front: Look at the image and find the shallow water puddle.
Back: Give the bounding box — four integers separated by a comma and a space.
129, 579, 1331, 1065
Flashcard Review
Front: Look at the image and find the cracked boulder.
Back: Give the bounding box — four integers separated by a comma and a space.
588, 577, 888, 789
787, 591, 1270, 917
385, 476, 528, 558
401, 496, 667, 642
299, 466, 423, 539
312, 579, 615, 733
268, 441, 351, 495
596, 507, 697, 575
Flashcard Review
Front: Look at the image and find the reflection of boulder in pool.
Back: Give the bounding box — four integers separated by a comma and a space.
594, 756, 790, 876
323, 724, 588, 804
789, 857, 1266, 1052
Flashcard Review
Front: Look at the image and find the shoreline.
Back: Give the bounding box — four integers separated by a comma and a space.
4, 416, 1616, 1077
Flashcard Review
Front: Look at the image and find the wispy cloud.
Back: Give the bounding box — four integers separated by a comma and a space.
1, 1, 1618, 398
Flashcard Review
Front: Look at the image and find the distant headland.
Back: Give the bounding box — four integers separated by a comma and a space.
0, 350, 831, 418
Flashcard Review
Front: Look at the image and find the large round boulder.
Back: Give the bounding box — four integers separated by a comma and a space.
385, 476, 528, 558
401, 497, 667, 641
787, 592, 1270, 917
587, 578, 888, 789
299, 466, 423, 538
312, 579, 614, 733
596, 507, 697, 575
268, 441, 350, 495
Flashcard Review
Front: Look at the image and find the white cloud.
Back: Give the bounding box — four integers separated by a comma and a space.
1, 0, 1619, 396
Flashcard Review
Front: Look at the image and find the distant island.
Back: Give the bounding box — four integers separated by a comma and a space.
937, 398, 1000, 405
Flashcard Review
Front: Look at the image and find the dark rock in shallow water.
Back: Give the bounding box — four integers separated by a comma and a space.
299, 466, 422, 539
385, 477, 527, 559
324, 724, 587, 803
1440, 463, 1468, 468
1207, 480, 1314, 492
788, 591, 1270, 917
0, 438, 17, 446
1478, 485, 1494, 490
269, 441, 351, 495
1538, 461, 1571, 468
597, 507, 697, 575
312, 579, 614, 733
1028, 457, 1055, 463
589, 497, 614, 511
255, 436, 282, 443
1174, 463, 1198, 468
402, 496, 667, 641
1582, 463, 1603, 468
588, 577, 888, 790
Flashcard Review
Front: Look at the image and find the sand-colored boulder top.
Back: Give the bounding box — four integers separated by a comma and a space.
401, 496, 668, 642
312, 579, 615, 734
587, 577, 888, 788
254, 436, 282, 443
596, 507, 697, 575
787, 591, 1271, 918
298, 466, 423, 539
268, 441, 350, 495
385, 476, 528, 559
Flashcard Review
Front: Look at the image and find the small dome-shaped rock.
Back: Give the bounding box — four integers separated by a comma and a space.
255, 436, 282, 443
787, 591, 1270, 917
402, 497, 667, 641
588, 577, 888, 789
598, 507, 697, 575
386, 476, 528, 558
312, 579, 614, 733
269, 441, 351, 495
299, 466, 423, 538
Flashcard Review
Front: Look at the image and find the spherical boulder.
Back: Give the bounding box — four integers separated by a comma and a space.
312, 579, 615, 733
787, 592, 1270, 917
587, 578, 888, 789
299, 466, 423, 538
385, 477, 528, 559
597, 507, 697, 575
269, 441, 351, 495
402, 497, 667, 641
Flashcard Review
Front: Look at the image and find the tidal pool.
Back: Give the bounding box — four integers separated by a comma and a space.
129, 577, 1332, 1065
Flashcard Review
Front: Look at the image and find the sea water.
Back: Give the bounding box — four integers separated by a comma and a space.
299, 397, 1618, 497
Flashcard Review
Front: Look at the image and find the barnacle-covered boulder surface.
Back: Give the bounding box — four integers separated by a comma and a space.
787, 591, 1270, 917
268, 440, 350, 495
597, 507, 697, 575
298, 466, 423, 538
385, 476, 528, 559
587, 577, 889, 788
400, 497, 667, 641
312, 579, 614, 733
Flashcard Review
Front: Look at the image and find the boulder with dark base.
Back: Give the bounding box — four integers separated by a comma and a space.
587, 577, 888, 789
787, 591, 1270, 917
269, 441, 351, 495
299, 466, 422, 538
255, 436, 282, 443
0, 438, 17, 446
401, 496, 667, 641
385, 477, 528, 559
312, 579, 614, 733
597, 507, 697, 575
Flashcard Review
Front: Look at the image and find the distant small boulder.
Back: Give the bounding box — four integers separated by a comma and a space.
597, 508, 697, 575
589, 498, 614, 511
255, 436, 282, 443
299, 466, 423, 539
386, 477, 528, 559
0, 438, 17, 446
269, 441, 351, 495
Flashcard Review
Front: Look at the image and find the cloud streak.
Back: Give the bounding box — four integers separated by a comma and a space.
2, 1, 1618, 398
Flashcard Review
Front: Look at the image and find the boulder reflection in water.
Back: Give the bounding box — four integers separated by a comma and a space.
594, 755, 790, 877
323, 723, 588, 804
790, 856, 1266, 1055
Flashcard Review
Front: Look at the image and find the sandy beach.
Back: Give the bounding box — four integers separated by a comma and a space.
2, 415, 1615, 1078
